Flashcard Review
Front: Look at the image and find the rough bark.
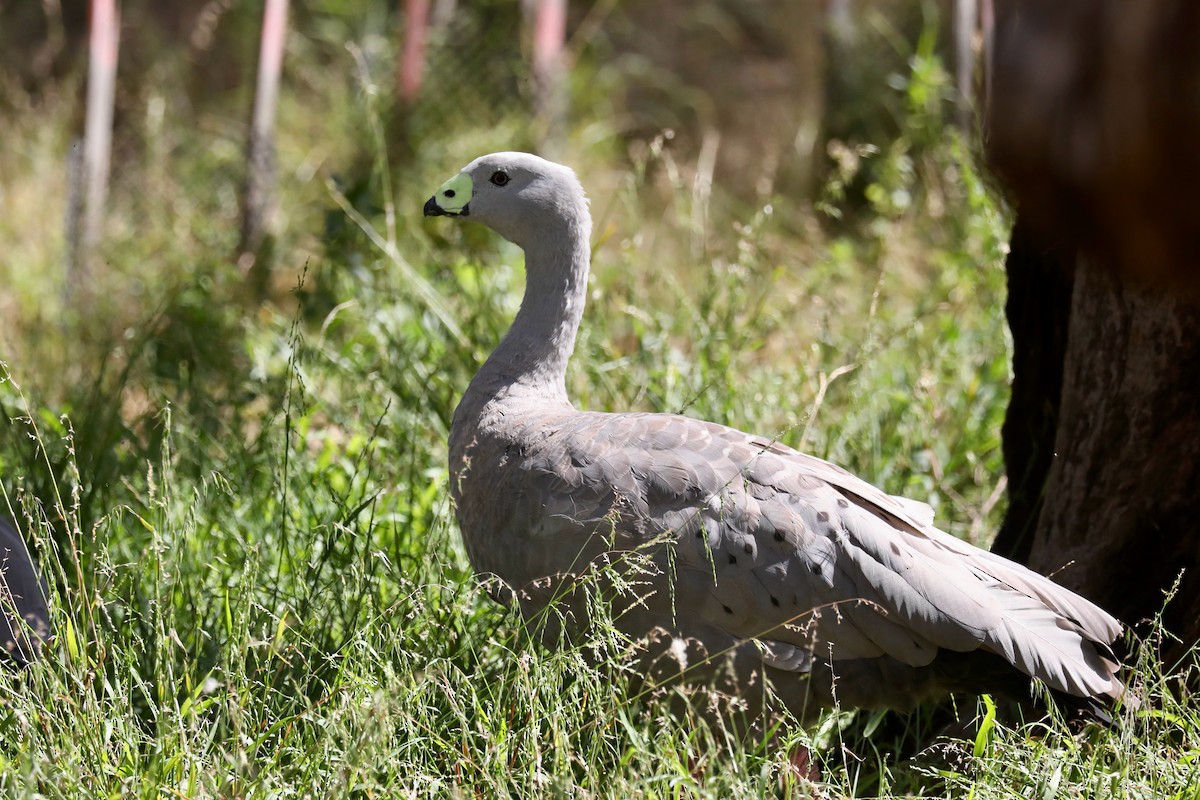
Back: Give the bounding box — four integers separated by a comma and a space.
997, 229, 1200, 664
1026, 268, 1200, 657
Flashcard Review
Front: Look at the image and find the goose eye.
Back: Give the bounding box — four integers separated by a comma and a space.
489, 171, 510, 187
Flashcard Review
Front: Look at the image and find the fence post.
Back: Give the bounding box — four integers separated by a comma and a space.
70, 0, 120, 304
530, 0, 567, 152
240, 0, 290, 291
398, 0, 431, 104
955, 0, 978, 133
980, 0, 994, 128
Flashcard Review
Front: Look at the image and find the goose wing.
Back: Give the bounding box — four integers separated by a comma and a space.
515, 410, 1122, 700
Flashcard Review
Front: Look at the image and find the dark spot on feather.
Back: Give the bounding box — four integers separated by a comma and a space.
743, 542, 753, 555
696, 529, 703, 538
816, 511, 829, 523
770, 595, 780, 607
728, 554, 737, 565
774, 531, 784, 542
722, 605, 733, 615
810, 564, 821, 575
836, 498, 849, 509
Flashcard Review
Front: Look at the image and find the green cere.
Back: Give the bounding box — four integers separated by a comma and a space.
435, 172, 473, 214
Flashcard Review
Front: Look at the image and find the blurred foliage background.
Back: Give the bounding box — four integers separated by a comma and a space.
0, 0, 1002, 518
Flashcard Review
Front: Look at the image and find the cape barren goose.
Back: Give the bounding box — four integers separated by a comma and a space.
424, 152, 1125, 723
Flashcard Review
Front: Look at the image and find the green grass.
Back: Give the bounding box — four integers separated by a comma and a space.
1, 16, 1198, 798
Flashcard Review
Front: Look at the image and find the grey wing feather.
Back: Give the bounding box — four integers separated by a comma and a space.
510, 410, 1123, 702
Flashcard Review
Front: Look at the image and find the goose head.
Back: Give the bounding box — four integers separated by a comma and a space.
423, 151, 588, 248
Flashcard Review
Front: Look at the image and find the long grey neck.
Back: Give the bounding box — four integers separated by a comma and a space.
466, 213, 591, 409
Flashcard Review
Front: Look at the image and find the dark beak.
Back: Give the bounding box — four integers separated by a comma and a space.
424, 195, 469, 218
423, 196, 446, 217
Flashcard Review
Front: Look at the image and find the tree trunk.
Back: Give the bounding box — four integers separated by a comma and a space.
996, 227, 1200, 662
1021, 264, 1200, 659
987, 0, 1200, 666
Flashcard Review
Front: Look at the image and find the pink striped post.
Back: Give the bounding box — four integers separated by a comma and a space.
531, 0, 567, 150
240, 0, 290, 275
74, 0, 120, 292
398, 0, 431, 104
